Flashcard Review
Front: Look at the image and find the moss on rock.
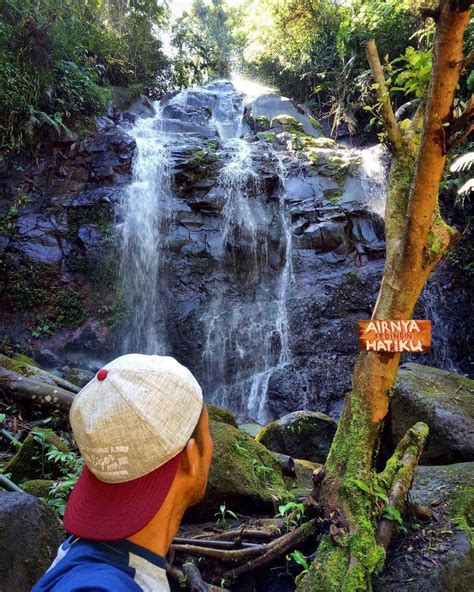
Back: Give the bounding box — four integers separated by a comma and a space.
186, 420, 288, 520
206, 404, 238, 428
21, 479, 54, 498
270, 114, 305, 133
256, 411, 337, 464
4, 428, 70, 483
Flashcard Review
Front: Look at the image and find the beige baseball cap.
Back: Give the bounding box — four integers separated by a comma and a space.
64, 354, 203, 540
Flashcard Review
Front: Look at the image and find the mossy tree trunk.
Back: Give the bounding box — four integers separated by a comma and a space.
297, 2, 473, 590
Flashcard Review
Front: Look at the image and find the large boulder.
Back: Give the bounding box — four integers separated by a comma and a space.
256, 411, 337, 464
376, 462, 474, 592
186, 420, 288, 521
0, 491, 64, 591
389, 364, 474, 464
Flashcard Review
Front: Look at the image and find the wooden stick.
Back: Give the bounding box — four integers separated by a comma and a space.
0, 474, 24, 493
170, 542, 264, 563
365, 39, 404, 151
173, 537, 260, 549
225, 519, 318, 578
165, 560, 229, 591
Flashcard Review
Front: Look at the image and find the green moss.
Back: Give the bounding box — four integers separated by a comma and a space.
4, 428, 70, 483
206, 404, 238, 428
270, 114, 305, 133
1, 354, 38, 377
21, 479, 54, 497
297, 393, 386, 591
191, 420, 288, 518
324, 188, 344, 205
256, 131, 277, 143
255, 115, 270, 131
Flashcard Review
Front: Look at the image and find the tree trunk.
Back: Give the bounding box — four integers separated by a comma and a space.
297, 2, 472, 590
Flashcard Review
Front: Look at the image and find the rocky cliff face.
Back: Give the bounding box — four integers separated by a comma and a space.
0, 81, 470, 420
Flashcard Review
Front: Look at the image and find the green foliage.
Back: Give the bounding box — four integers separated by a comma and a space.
391, 46, 432, 98
214, 502, 238, 527
0, 192, 32, 233
0, 0, 170, 152
276, 501, 305, 531
171, 0, 240, 87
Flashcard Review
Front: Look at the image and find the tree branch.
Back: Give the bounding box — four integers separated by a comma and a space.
376, 423, 429, 550
365, 40, 404, 151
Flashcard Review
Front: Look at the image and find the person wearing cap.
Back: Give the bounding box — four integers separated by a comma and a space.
33, 354, 213, 592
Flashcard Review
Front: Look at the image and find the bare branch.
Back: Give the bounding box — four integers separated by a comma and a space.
365, 40, 404, 151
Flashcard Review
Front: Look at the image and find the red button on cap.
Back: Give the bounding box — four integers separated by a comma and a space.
97, 369, 108, 381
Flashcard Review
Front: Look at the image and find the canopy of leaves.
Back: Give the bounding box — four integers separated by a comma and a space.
0, 0, 170, 152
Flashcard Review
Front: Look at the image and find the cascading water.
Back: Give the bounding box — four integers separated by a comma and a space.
201, 89, 294, 423
118, 104, 171, 354
357, 144, 388, 217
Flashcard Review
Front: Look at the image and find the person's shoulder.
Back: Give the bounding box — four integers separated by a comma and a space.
34, 562, 142, 591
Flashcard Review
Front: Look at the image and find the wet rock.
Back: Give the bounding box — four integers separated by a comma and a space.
376, 462, 474, 592
249, 93, 322, 137
4, 428, 70, 483
0, 491, 64, 592
389, 364, 474, 464
186, 420, 288, 520
63, 367, 94, 388
256, 411, 337, 463
35, 348, 61, 369
206, 404, 238, 427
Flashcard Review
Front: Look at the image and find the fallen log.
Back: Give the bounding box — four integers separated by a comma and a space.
0, 354, 80, 394
0, 366, 75, 411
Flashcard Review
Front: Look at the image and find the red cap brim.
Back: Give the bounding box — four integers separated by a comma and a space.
63, 452, 182, 540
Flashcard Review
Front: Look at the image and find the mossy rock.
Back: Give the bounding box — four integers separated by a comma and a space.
389, 364, 474, 464
186, 420, 288, 520
256, 131, 277, 143
256, 411, 337, 464
21, 479, 54, 498
308, 149, 361, 183
270, 114, 305, 133
375, 463, 474, 592
206, 404, 238, 428
4, 428, 70, 483
254, 115, 270, 132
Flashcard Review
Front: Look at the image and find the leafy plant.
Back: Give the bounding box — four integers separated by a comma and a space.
276, 501, 305, 531
286, 548, 310, 571
214, 503, 238, 528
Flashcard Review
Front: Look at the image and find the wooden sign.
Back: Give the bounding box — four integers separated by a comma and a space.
358, 320, 431, 353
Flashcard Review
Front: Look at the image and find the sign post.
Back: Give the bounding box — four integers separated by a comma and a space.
358, 320, 431, 353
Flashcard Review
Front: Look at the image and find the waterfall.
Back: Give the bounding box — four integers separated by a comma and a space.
198, 86, 293, 423
357, 144, 388, 217
118, 104, 171, 354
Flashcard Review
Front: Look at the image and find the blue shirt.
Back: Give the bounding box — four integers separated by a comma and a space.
33, 536, 170, 592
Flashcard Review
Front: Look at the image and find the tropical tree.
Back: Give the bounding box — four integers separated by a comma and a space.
297, 1, 473, 590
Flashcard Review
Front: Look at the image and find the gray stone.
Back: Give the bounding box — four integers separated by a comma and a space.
389, 364, 474, 464
249, 93, 322, 137
256, 411, 337, 463
0, 491, 64, 591
376, 463, 474, 592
